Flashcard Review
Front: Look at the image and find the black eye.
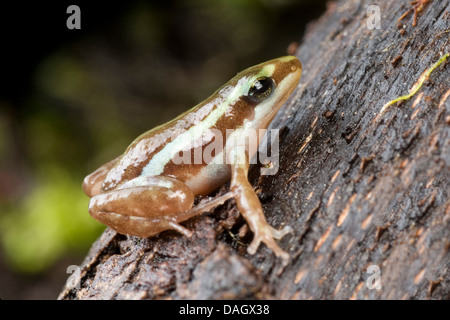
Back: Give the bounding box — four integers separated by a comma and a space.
247, 77, 274, 103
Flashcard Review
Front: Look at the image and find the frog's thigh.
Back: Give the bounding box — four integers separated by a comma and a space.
89, 176, 195, 238
82, 156, 121, 197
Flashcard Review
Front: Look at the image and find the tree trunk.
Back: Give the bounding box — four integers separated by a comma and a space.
59, 0, 450, 300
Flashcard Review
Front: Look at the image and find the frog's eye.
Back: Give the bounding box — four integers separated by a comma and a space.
247, 77, 275, 103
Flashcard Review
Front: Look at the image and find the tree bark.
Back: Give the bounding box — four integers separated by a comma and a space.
59, 0, 450, 300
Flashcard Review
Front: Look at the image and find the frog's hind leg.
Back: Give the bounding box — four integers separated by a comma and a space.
103, 212, 196, 238
88, 175, 196, 238
89, 175, 235, 238
82, 156, 121, 197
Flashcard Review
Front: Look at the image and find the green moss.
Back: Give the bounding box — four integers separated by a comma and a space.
0, 167, 104, 273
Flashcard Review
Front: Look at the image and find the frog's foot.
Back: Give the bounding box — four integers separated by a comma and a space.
153, 191, 236, 237
181, 191, 236, 219
161, 218, 194, 237
270, 225, 293, 240
247, 224, 293, 266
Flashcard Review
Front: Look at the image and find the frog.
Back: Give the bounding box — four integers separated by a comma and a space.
82, 56, 302, 265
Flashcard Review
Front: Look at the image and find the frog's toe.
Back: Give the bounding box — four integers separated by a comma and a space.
246, 227, 290, 266
165, 219, 193, 238
270, 225, 293, 240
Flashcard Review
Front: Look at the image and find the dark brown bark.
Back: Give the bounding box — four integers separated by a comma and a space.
59, 0, 450, 300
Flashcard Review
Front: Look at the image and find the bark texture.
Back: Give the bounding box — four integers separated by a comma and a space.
59, 0, 450, 300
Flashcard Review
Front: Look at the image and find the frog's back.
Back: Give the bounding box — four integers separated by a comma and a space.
101, 94, 235, 194
100, 56, 302, 195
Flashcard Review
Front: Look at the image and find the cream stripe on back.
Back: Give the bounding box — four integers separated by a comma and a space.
141, 63, 276, 176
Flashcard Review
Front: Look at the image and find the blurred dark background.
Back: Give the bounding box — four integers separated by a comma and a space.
0, 0, 327, 299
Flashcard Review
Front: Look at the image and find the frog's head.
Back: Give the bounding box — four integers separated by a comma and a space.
246, 55, 301, 129
218, 56, 302, 131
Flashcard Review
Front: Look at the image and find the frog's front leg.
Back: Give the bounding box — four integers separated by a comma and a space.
228, 148, 293, 266
88, 175, 235, 238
